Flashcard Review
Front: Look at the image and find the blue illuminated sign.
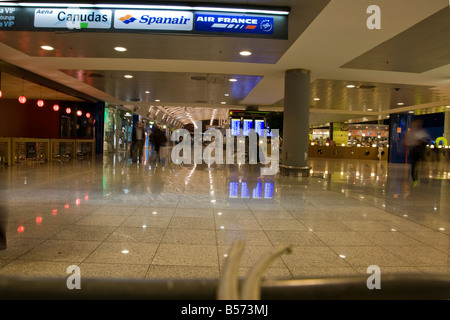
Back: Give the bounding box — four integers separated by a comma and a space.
229, 181, 239, 198
241, 182, 250, 198
255, 120, 264, 136
243, 119, 253, 136
252, 182, 262, 198
0, 4, 287, 38
231, 119, 241, 136
264, 182, 274, 199
195, 13, 273, 35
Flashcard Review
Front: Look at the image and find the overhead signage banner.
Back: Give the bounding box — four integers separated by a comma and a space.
0, 4, 288, 39
195, 13, 274, 35
34, 8, 112, 29
114, 10, 193, 31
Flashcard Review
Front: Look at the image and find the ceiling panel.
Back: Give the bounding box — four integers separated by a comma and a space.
0, 72, 84, 102
0, 31, 291, 64
273, 79, 447, 113
342, 8, 450, 73
60, 69, 263, 105
310, 79, 446, 112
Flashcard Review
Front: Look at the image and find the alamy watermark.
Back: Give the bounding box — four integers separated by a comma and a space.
66, 265, 81, 290
170, 122, 280, 175
366, 5, 381, 30
366, 265, 381, 290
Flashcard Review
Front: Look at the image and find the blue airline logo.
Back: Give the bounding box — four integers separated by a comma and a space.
195, 13, 273, 35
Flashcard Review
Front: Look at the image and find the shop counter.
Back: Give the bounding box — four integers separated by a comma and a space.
0, 137, 12, 166
308, 145, 388, 161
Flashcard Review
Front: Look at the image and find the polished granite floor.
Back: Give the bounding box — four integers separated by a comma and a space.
0, 147, 449, 281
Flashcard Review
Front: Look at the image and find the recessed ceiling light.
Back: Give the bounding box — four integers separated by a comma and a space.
224, 93, 229, 96
408, 111, 414, 114
114, 46, 127, 52
367, 108, 373, 111
397, 102, 404, 106
124, 75, 133, 79
314, 98, 320, 101
145, 91, 150, 94
446, 105, 450, 108
155, 99, 160, 102
229, 78, 237, 82
239, 50, 252, 56
346, 84, 355, 88
41, 45, 54, 51
221, 102, 226, 104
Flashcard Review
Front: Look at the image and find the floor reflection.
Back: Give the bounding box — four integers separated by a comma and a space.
308, 158, 450, 230
0, 151, 448, 280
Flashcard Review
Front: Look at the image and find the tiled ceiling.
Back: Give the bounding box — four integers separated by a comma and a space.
309, 79, 445, 112
61, 70, 263, 105
341, 7, 450, 73
0, 72, 84, 102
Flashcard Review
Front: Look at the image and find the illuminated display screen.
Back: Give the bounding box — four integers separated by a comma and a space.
231, 119, 241, 136
252, 182, 262, 198
241, 182, 250, 198
264, 182, 274, 199
229, 181, 239, 198
229, 180, 273, 199
255, 120, 265, 136
243, 119, 253, 136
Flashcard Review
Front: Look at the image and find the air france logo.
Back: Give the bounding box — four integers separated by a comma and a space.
195, 14, 274, 35
119, 15, 136, 24
260, 19, 273, 32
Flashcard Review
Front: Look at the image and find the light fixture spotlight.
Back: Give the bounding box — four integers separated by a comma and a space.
41, 45, 54, 51
239, 50, 252, 56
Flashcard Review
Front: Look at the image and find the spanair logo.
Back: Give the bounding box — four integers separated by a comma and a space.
260, 19, 273, 32
119, 14, 137, 25
114, 10, 193, 31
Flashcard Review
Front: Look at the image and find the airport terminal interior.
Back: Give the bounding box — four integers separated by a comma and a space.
0, 0, 449, 298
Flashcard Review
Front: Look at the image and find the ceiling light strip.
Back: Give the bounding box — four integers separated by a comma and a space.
5, 3, 289, 15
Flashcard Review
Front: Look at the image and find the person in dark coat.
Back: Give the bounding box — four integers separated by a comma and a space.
405, 119, 430, 184
150, 125, 167, 162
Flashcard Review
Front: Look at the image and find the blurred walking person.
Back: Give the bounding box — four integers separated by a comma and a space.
132, 121, 145, 163
150, 125, 167, 162
406, 119, 430, 185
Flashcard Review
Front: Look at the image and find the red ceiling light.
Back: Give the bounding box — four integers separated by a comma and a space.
19, 77, 26, 103
53, 104, 60, 111
0, 90, 2, 98
77, 110, 82, 116
66, 107, 71, 114
37, 84, 44, 107
86, 112, 91, 118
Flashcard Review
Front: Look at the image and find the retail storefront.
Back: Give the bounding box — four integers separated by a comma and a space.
103, 106, 133, 153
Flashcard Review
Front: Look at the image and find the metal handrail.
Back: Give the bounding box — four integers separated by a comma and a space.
0, 274, 449, 300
